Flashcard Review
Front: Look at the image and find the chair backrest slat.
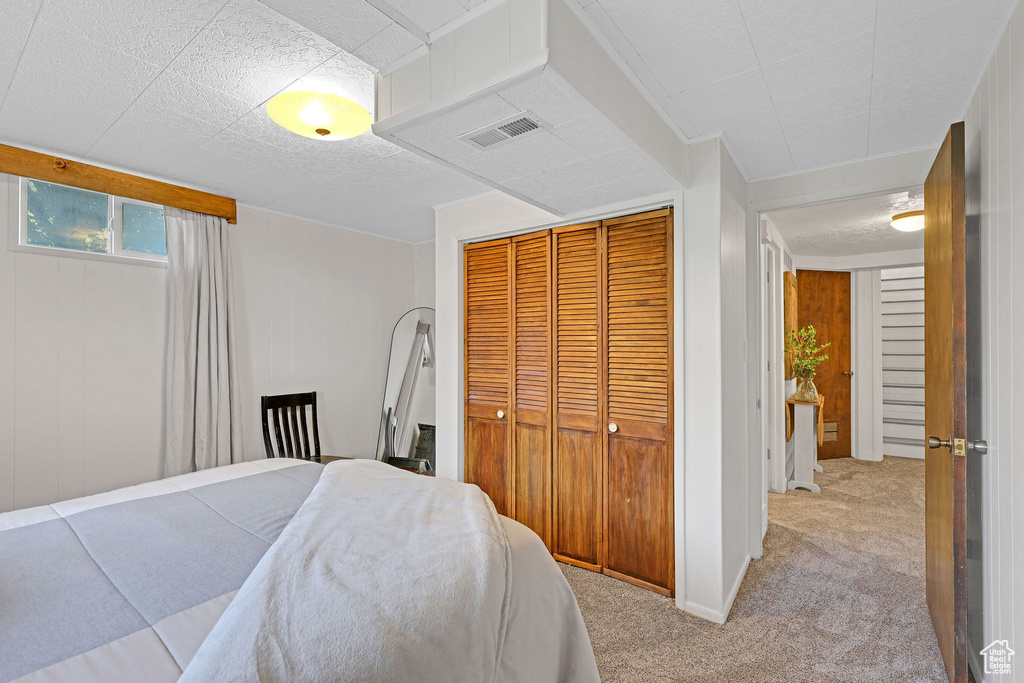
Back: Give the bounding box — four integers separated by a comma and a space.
273, 408, 287, 458
260, 392, 321, 462
298, 404, 310, 459
289, 405, 302, 458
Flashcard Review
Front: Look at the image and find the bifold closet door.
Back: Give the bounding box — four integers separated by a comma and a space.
552, 222, 604, 570
603, 209, 674, 595
464, 239, 512, 517
511, 232, 552, 549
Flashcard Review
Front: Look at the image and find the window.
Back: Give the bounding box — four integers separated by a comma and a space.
19, 177, 167, 263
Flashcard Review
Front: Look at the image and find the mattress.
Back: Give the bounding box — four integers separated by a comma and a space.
0, 458, 598, 682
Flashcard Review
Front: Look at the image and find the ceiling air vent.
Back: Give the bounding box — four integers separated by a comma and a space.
458, 111, 548, 151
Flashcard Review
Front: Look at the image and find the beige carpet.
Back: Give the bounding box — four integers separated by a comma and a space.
561, 456, 947, 682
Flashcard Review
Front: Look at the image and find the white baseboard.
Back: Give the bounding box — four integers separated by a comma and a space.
722, 555, 751, 621
682, 600, 727, 624
853, 452, 883, 462
682, 555, 752, 625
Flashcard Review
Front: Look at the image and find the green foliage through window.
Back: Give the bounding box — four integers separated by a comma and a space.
26, 180, 108, 252
23, 178, 166, 260
122, 203, 167, 255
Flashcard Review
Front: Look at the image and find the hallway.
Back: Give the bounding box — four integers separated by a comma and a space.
562, 457, 946, 681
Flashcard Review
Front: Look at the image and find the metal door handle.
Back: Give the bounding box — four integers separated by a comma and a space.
608, 423, 618, 433
496, 410, 504, 419
842, 371, 854, 378
968, 439, 988, 455
928, 435, 952, 450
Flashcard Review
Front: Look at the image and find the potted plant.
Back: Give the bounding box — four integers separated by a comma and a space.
787, 325, 831, 402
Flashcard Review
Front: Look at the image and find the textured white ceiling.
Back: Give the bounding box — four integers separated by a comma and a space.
767, 190, 925, 257
0, 0, 487, 242
573, 0, 1014, 181
389, 74, 680, 215
262, 0, 494, 59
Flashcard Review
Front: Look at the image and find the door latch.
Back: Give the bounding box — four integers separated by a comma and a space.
928, 435, 986, 456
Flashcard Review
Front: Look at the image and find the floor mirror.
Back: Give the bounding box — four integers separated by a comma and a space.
375, 307, 436, 471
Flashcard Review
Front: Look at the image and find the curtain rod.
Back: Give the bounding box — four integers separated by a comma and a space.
0, 143, 237, 224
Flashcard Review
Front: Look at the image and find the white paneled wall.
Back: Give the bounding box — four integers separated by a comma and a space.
414, 240, 436, 309
230, 206, 417, 464
880, 266, 925, 459
0, 174, 167, 512
0, 175, 419, 513
963, 5, 1024, 678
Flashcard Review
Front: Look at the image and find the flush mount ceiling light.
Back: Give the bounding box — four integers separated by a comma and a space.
891, 209, 925, 232
267, 91, 371, 141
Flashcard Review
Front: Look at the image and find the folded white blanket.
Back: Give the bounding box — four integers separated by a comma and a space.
181, 460, 517, 682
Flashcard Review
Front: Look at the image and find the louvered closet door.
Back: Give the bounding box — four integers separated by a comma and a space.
464, 240, 512, 517
512, 232, 552, 549
603, 209, 674, 595
552, 222, 604, 570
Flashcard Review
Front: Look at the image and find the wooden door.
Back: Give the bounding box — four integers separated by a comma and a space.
464, 240, 512, 516
796, 269, 852, 458
924, 122, 968, 683
552, 222, 604, 570
602, 209, 674, 595
511, 231, 552, 549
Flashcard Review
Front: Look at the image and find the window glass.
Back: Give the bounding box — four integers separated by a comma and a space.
26, 179, 108, 253
122, 203, 166, 255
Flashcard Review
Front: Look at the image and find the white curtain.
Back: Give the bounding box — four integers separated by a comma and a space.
163, 207, 242, 476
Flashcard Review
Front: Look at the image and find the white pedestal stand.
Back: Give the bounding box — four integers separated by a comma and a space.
788, 402, 821, 493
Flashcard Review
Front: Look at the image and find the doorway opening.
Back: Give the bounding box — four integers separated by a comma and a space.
747, 189, 948, 679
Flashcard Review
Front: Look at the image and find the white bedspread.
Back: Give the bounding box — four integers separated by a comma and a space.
181, 459, 598, 682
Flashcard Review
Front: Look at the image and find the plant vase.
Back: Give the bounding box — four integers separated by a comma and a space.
794, 376, 818, 403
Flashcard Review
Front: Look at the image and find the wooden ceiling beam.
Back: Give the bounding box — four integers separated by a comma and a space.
0, 143, 237, 224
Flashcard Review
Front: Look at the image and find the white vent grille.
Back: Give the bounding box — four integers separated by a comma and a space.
467, 129, 508, 148
458, 111, 548, 151
499, 117, 539, 137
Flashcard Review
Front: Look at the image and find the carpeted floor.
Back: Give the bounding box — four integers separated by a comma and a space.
561, 456, 947, 682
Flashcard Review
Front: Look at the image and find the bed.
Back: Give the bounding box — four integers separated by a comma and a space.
0, 458, 598, 682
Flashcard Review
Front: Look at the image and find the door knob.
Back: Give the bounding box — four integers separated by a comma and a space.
842, 371, 854, 378
608, 423, 618, 433
496, 410, 504, 419
928, 435, 952, 450
968, 439, 988, 455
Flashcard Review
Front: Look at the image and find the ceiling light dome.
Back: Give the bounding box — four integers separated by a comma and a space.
891, 209, 925, 232
267, 91, 372, 141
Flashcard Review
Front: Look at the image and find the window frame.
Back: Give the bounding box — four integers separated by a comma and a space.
10, 175, 168, 268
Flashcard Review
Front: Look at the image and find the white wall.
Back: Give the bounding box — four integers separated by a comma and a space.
962, 8, 1024, 677
679, 139, 724, 620
760, 216, 794, 493
0, 181, 418, 512
0, 173, 166, 512
720, 141, 752, 602
230, 206, 417, 464
851, 268, 884, 462
414, 240, 436, 309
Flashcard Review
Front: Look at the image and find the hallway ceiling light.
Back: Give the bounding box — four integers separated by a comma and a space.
891, 210, 925, 232
267, 91, 371, 141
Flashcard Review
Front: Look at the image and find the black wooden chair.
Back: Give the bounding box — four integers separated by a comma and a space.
261, 392, 321, 462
